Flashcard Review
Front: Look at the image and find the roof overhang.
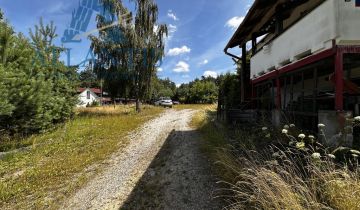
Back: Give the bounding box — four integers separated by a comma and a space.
224, 0, 322, 54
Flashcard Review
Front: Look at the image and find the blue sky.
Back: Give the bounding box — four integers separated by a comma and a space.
0, 0, 253, 85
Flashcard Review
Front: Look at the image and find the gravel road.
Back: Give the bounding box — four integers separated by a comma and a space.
62, 109, 220, 210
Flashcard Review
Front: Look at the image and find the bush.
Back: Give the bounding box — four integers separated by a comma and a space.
0, 18, 77, 136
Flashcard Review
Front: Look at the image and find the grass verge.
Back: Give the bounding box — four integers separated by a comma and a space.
192, 109, 360, 210
173, 104, 216, 111
0, 105, 163, 209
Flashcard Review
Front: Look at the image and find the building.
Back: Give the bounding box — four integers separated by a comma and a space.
225, 0, 360, 137
77, 88, 101, 107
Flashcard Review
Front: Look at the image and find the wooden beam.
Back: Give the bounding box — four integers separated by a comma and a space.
335, 49, 344, 111
241, 44, 247, 103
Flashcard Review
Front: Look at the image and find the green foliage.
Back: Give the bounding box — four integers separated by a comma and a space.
218, 73, 241, 109
0, 17, 77, 135
176, 77, 219, 104
151, 77, 176, 99
78, 65, 100, 88
90, 0, 168, 112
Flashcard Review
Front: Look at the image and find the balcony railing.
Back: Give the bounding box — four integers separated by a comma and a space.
250, 0, 360, 78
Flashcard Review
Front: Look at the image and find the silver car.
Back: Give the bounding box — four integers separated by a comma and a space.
155, 98, 173, 108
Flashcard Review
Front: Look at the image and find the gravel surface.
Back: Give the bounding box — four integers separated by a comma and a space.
62, 109, 220, 210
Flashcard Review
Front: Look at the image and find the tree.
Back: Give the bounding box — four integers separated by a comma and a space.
176, 77, 219, 104
0, 16, 77, 135
218, 73, 241, 109
79, 65, 100, 88
0, 9, 3, 21
90, 0, 136, 102
151, 77, 176, 100
90, 0, 167, 112
131, 0, 167, 112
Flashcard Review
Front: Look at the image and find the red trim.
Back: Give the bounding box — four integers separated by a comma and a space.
279, 48, 335, 74
251, 48, 336, 85
78, 88, 102, 94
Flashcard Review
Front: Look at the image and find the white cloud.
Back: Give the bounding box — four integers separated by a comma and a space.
167, 46, 191, 56
173, 61, 190, 73
157, 67, 163, 72
225, 16, 245, 30
167, 10, 179, 21
203, 70, 218, 78
168, 24, 177, 33
199, 59, 209, 66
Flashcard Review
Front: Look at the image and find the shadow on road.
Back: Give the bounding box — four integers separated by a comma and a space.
120, 129, 221, 210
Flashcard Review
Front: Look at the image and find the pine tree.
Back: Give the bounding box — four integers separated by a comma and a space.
0, 15, 78, 135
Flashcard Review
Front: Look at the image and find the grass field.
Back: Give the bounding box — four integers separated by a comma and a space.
0, 105, 163, 209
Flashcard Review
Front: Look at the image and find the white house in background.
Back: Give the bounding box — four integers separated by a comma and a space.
77, 88, 101, 107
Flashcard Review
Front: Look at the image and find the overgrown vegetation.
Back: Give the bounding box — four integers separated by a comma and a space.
175, 76, 219, 104
0, 105, 163, 209
0, 15, 77, 136
193, 110, 360, 210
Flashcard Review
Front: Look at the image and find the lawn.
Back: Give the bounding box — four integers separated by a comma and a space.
0, 105, 163, 209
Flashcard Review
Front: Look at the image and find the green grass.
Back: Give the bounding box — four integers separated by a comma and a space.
0, 105, 163, 209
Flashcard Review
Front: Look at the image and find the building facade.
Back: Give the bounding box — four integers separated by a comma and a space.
225, 0, 360, 137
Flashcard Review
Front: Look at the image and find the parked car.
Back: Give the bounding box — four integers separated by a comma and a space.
154, 97, 173, 108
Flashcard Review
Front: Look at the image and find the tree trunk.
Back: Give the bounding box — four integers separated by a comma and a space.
136, 98, 141, 113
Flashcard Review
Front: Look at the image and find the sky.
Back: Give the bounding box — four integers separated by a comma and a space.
0, 0, 254, 86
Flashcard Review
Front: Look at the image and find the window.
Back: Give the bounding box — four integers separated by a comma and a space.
87, 91, 91, 99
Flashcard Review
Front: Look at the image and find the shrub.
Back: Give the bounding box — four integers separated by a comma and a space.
0, 18, 77, 136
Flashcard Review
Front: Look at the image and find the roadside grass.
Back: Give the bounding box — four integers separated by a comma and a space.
173, 104, 216, 111
0, 105, 163, 209
192, 109, 360, 210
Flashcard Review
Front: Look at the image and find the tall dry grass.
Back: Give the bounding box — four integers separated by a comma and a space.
192, 110, 360, 210
216, 145, 360, 210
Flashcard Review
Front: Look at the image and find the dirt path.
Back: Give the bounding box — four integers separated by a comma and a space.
62, 109, 220, 210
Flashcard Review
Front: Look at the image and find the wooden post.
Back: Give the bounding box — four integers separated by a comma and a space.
335, 50, 344, 111
276, 77, 281, 110
251, 34, 257, 56
241, 44, 247, 103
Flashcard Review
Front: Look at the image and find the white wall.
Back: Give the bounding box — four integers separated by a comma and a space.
251, 0, 360, 78
338, 0, 360, 45
77, 89, 100, 107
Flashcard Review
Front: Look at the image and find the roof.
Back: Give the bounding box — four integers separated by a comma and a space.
78, 88, 102, 94
224, 0, 324, 50
225, 0, 282, 49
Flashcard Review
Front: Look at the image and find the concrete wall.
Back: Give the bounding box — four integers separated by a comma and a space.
251, 0, 360, 78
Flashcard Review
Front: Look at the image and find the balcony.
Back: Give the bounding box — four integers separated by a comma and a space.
251, 0, 360, 78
